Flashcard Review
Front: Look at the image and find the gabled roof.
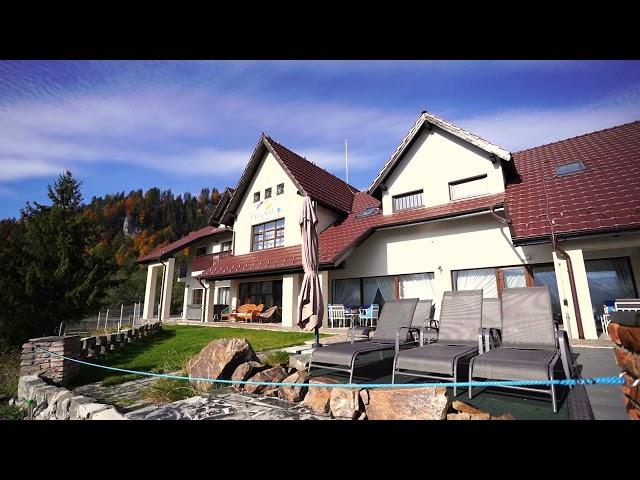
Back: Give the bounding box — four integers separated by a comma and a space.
200, 192, 504, 279
368, 111, 512, 196
506, 120, 640, 244
211, 187, 234, 226
221, 135, 358, 222
137, 226, 231, 264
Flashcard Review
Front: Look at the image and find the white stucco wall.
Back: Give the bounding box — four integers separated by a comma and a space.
233, 152, 302, 255
330, 214, 553, 319
381, 127, 505, 215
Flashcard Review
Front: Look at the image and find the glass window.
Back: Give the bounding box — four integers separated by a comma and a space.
332, 278, 361, 307
253, 191, 260, 203
195, 246, 207, 257
252, 218, 285, 251
399, 273, 436, 300
363, 276, 396, 308
221, 241, 232, 252
392, 190, 424, 212
192, 289, 203, 305
453, 268, 498, 298
503, 267, 527, 288
555, 161, 586, 176
532, 265, 561, 319
449, 175, 488, 200
217, 287, 230, 305
265, 187, 272, 199
277, 183, 284, 195
585, 257, 637, 331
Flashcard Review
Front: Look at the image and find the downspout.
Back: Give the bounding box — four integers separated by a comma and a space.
539, 158, 584, 339
197, 276, 208, 323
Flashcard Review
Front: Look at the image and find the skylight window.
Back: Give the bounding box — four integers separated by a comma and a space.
555, 161, 586, 176
356, 207, 380, 218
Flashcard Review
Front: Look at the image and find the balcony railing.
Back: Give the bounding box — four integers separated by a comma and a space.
192, 250, 232, 272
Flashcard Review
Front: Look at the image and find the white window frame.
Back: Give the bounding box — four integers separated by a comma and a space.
392, 190, 424, 212
448, 174, 488, 201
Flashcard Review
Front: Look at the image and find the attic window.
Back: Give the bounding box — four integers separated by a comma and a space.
356, 207, 380, 219
277, 183, 284, 195
555, 161, 586, 176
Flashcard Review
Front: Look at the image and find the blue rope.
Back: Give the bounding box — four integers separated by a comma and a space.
36, 347, 626, 389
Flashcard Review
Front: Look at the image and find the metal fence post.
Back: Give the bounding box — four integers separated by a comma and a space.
105, 309, 109, 331
118, 304, 123, 332
97, 312, 101, 331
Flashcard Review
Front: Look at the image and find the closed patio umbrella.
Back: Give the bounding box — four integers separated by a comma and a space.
297, 195, 324, 348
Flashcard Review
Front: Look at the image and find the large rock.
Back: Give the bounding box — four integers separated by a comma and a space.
232, 361, 266, 391
447, 412, 491, 420
186, 338, 259, 393
330, 388, 363, 419
243, 366, 288, 395
302, 376, 341, 415
278, 371, 309, 402
288, 354, 311, 372
365, 387, 450, 420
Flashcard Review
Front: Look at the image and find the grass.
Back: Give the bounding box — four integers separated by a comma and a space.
262, 350, 291, 367
0, 404, 26, 420
74, 324, 325, 387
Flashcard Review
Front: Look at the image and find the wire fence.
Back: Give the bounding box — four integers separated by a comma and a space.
62, 302, 151, 336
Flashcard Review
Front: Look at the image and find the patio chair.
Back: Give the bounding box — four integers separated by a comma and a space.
254, 305, 278, 323
391, 290, 483, 397
231, 304, 258, 322
359, 304, 380, 327
328, 304, 347, 328
468, 286, 563, 413
308, 298, 419, 383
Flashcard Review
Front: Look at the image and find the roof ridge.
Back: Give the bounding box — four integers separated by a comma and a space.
264, 135, 361, 193
514, 119, 640, 154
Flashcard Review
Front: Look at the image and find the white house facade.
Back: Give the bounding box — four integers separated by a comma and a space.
138, 112, 640, 340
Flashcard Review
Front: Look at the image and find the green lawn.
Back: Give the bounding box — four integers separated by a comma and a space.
73, 325, 325, 387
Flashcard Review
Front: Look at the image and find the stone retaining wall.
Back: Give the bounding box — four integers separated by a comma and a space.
609, 321, 640, 420
20, 322, 162, 386
15, 375, 126, 420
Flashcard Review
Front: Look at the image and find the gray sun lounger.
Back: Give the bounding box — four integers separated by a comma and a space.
469, 286, 562, 413
308, 298, 419, 383
392, 290, 483, 397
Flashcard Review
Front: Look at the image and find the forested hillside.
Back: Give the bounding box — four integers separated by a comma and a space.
0, 171, 223, 347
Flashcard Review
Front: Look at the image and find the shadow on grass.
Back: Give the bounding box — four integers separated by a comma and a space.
71, 329, 177, 388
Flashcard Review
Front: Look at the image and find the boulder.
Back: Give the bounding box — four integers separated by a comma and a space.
243, 366, 288, 395
330, 388, 363, 419
491, 413, 517, 420
91, 407, 126, 420
186, 338, 259, 393
366, 387, 450, 420
231, 361, 266, 391
278, 371, 309, 402
302, 376, 341, 415
451, 401, 488, 416
447, 412, 491, 420
288, 353, 311, 371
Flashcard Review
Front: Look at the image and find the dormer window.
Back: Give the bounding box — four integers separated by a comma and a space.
555, 161, 586, 176
277, 183, 284, 195
253, 191, 260, 203
392, 190, 424, 212
449, 174, 488, 200
195, 246, 207, 257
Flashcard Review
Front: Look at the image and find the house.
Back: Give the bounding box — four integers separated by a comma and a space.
137, 111, 640, 340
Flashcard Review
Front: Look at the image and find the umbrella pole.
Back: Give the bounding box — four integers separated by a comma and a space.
312, 325, 322, 348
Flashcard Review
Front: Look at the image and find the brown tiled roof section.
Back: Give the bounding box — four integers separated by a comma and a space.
266, 136, 357, 214
200, 192, 504, 279
137, 226, 231, 263
506, 121, 640, 242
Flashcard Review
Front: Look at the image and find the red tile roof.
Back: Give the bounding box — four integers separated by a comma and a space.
506, 121, 640, 243
200, 192, 504, 279
137, 226, 231, 264
265, 136, 357, 214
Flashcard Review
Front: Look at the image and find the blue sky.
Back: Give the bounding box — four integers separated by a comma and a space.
1, 60, 640, 219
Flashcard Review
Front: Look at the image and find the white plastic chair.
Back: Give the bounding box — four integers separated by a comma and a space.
328, 304, 347, 328
359, 304, 380, 327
